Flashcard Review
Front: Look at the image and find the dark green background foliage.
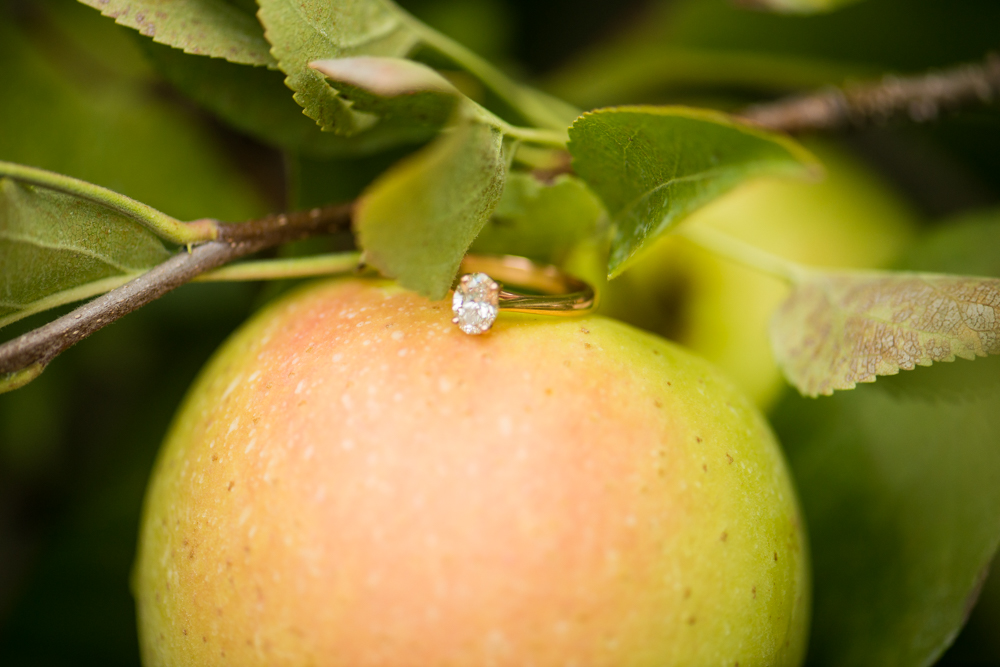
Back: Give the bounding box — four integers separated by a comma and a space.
1, 0, 1000, 665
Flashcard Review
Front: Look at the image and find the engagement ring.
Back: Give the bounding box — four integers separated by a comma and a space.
451, 255, 597, 335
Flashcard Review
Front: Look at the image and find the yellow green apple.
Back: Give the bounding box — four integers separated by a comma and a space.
600, 140, 919, 409
133, 278, 809, 666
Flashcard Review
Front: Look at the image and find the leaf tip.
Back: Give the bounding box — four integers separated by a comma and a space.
0, 363, 46, 394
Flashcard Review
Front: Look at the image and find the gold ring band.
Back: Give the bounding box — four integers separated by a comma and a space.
452, 254, 597, 334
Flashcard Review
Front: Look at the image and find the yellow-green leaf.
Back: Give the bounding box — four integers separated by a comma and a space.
772, 270, 1000, 397
568, 106, 817, 278
356, 122, 506, 300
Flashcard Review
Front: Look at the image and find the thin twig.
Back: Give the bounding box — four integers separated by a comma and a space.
0, 203, 352, 379
741, 55, 1000, 133
5, 56, 1000, 387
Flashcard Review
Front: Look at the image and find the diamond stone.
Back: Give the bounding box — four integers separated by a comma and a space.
452, 272, 499, 334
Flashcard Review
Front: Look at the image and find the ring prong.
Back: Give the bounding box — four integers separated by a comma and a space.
452, 317, 459, 324
491, 281, 499, 290
461, 274, 471, 284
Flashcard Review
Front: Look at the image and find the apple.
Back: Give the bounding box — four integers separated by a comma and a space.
599, 140, 919, 410
133, 278, 808, 666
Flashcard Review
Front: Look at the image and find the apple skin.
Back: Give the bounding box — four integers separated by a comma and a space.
600, 141, 918, 410
133, 278, 808, 667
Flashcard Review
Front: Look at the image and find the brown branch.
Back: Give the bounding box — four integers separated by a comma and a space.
0, 203, 352, 379
5, 58, 999, 388
741, 54, 1000, 133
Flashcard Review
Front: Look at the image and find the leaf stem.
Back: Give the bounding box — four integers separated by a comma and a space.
498, 124, 569, 148
679, 225, 808, 283
194, 252, 363, 282
464, 103, 568, 147
0, 161, 218, 244
395, 5, 573, 132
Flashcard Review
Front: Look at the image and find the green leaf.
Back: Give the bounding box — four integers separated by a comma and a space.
311, 56, 460, 128
257, 0, 573, 137
256, 0, 421, 135
773, 215, 1000, 667
141, 40, 430, 157
77, 0, 274, 66
568, 106, 816, 277
404, 0, 513, 63
471, 173, 606, 265
0, 1, 268, 222
356, 122, 506, 299
0, 178, 171, 328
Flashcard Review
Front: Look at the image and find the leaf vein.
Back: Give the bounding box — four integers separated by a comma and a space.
0, 230, 156, 274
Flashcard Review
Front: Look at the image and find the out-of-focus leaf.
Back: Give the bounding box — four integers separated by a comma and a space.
0, 178, 170, 328
547, 0, 1000, 108
774, 353, 1000, 667
356, 121, 506, 299
900, 209, 1000, 278
666, 0, 1000, 73
312, 56, 460, 128
568, 106, 816, 277
744, 0, 866, 15
471, 172, 606, 265
0, 0, 268, 222
772, 270, 1000, 397
773, 215, 1000, 665
256, 0, 422, 135
77, 0, 274, 66
404, 0, 512, 62
287, 148, 420, 211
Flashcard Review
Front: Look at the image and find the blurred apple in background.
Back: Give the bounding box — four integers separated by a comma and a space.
600, 140, 919, 409
133, 279, 809, 667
